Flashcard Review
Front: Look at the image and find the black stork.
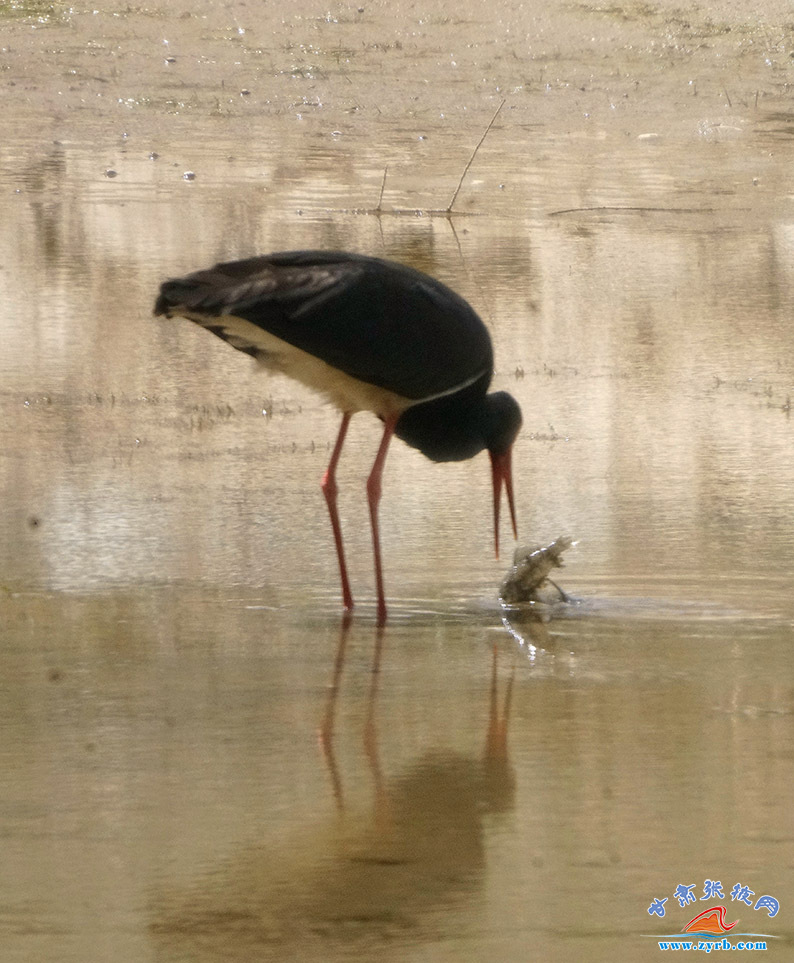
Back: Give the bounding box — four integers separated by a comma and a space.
154, 250, 522, 622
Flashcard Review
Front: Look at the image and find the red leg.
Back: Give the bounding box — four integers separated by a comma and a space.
366, 415, 398, 625
322, 413, 354, 611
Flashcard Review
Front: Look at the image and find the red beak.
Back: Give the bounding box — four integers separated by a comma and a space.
489, 447, 518, 559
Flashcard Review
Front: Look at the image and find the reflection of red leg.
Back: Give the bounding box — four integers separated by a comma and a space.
321, 413, 353, 611
364, 625, 389, 824
318, 614, 352, 811
485, 644, 514, 762
366, 416, 398, 625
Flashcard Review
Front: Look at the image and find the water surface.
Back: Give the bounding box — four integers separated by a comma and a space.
1, 1, 793, 960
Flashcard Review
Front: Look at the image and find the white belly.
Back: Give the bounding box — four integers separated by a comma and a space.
190, 312, 415, 417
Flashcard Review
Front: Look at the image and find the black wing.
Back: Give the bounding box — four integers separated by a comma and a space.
154, 251, 493, 402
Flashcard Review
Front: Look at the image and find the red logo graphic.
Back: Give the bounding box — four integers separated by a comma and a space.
682, 905, 738, 936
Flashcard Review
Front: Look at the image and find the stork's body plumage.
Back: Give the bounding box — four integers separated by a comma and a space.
155, 250, 522, 621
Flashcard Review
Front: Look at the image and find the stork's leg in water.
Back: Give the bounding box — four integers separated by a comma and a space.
366, 416, 398, 625
321, 412, 354, 611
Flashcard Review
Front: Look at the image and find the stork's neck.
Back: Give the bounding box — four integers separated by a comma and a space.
395, 386, 521, 464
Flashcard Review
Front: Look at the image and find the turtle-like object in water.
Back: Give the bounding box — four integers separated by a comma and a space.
499, 536, 574, 604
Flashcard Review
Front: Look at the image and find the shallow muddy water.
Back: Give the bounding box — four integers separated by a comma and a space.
1, 1, 793, 961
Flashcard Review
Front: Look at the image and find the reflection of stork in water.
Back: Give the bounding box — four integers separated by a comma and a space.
319, 618, 514, 818
317, 616, 387, 814
150, 626, 516, 961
